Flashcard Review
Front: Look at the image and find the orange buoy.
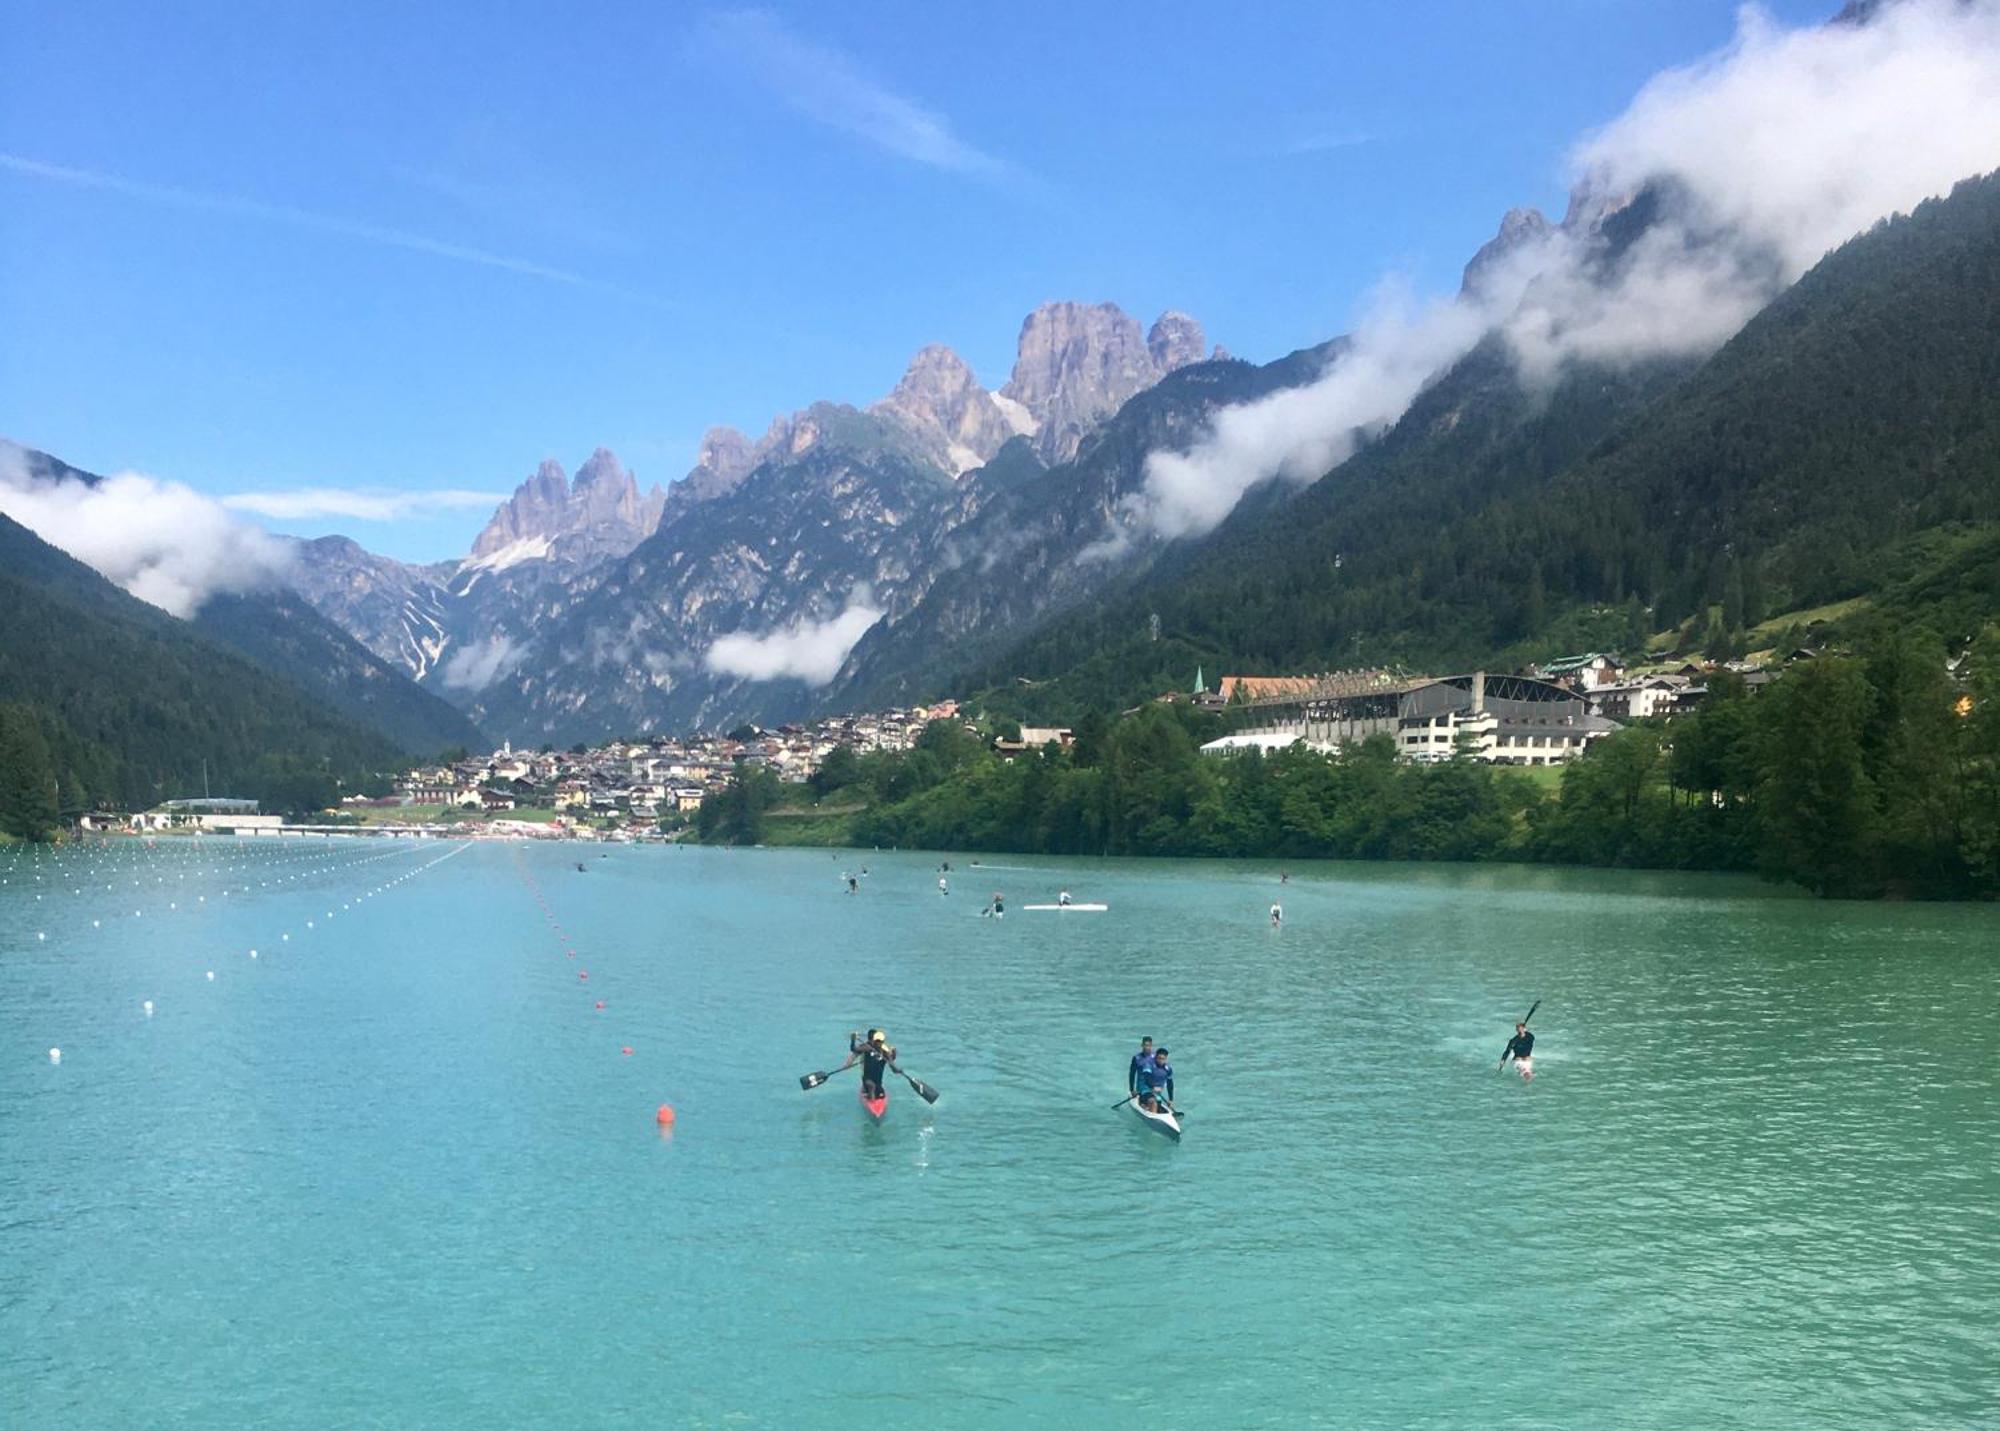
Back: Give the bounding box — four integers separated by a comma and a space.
655, 1103, 675, 1125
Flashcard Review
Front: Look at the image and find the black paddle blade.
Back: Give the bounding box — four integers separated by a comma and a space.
1522, 999, 1542, 1026
905, 1074, 940, 1104
799, 1071, 830, 1090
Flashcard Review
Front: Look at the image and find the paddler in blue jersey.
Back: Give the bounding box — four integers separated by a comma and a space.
1138, 1047, 1175, 1113
1128, 1039, 1160, 1095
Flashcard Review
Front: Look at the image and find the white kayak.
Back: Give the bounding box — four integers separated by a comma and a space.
1129, 1097, 1181, 1140
1022, 903, 1108, 911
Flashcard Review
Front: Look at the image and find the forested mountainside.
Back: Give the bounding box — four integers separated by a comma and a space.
0, 443, 483, 757
190, 590, 483, 757
0, 513, 406, 832
968, 170, 2000, 720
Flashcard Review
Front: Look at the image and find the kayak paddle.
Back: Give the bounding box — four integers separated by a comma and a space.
799, 1062, 858, 1091
891, 1064, 940, 1104
1498, 999, 1541, 1069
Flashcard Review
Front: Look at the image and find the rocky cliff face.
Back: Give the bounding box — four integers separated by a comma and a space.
283, 535, 457, 682
868, 344, 1029, 476
466, 411, 965, 742
468, 448, 664, 569
659, 427, 759, 526
1147, 310, 1208, 372
1001, 302, 1208, 464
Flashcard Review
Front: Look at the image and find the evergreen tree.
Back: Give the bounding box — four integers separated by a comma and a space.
1756, 660, 1881, 895
0, 704, 60, 840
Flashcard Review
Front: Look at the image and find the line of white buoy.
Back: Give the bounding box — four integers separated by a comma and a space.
19, 837, 468, 1064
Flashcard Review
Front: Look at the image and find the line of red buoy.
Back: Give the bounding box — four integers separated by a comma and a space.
511, 847, 673, 1129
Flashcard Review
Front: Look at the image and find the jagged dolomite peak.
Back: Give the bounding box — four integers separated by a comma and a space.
1147, 311, 1208, 373
1002, 302, 1209, 464
468, 449, 662, 569
869, 344, 1022, 476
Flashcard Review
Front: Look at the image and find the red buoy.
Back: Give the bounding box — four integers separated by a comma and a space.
621, 1045, 633, 1056
595, 1000, 605, 1010
578, 971, 588, 980
655, 1103, 676, 1125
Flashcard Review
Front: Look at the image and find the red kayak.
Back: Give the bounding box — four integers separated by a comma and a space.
860, 1084, 887, 1122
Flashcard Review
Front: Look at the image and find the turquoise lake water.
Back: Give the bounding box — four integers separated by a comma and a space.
3, 836, 1997, 1427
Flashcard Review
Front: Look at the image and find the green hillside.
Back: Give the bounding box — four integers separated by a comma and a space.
0, 513, 407, 834
192, 589, 484, 756
972, 170, 2000, 717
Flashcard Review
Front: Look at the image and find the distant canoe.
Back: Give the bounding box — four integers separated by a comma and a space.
1021, 903, 1108, 912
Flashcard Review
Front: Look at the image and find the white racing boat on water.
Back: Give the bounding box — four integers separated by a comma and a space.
1022, 902, 1108, 911
1129, 1097, 1181, 1140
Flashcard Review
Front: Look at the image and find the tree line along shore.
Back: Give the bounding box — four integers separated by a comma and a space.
697, 627, 2000, 902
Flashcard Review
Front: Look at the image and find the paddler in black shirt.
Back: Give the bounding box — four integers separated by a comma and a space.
1500, 1022, 1535, 1082
845, 1029, 896, 1102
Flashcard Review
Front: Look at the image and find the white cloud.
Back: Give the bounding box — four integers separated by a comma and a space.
223, 487, 506, 522
1114, 0, 2000, 546
694, 11, 1018, 180
1100, 279, 1494, 553
438, 633, 523, 691
704, 595, 885, 684
0, 447, 292, 618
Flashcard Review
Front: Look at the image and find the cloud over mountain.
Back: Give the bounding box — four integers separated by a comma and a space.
705, 595, 886, 685
1112, 0, 2000, 547
0, 444, 291, 618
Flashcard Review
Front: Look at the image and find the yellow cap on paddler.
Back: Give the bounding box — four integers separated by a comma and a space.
868, 1029, 886, 1044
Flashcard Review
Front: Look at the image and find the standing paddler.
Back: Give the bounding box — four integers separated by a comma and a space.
1128, 1036, 1155, 1097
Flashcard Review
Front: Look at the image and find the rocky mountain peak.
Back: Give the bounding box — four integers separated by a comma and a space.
660, 426, 759, 529
573, 447, 629, 491
697, 426, 756, 483
1001, 301, 1182, 464
467, 449, 658, 568
870, 343, 1021, 476
1147, 311, 1208, 373
1461, 206, 1555, 297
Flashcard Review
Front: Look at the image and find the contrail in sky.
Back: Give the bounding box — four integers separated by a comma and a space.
0, 151, 600, 287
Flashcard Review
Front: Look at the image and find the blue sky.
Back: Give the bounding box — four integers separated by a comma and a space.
1, 0, 1829, 560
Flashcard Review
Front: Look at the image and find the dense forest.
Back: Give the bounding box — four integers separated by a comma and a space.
700, 624, 2000, 900
0, 514, 405, 837
958, 170, 2000, 721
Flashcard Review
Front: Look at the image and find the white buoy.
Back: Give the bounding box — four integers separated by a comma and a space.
206, 970, 215, 981
281, 933, 289, 941
249, 949, 258, 959
49, 1048, 61, 1064
92, 919, 100, 928
37, 932, 45, 941
143, 1000, 154, 1016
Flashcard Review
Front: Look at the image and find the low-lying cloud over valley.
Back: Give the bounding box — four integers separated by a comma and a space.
704, 594, 886, 685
